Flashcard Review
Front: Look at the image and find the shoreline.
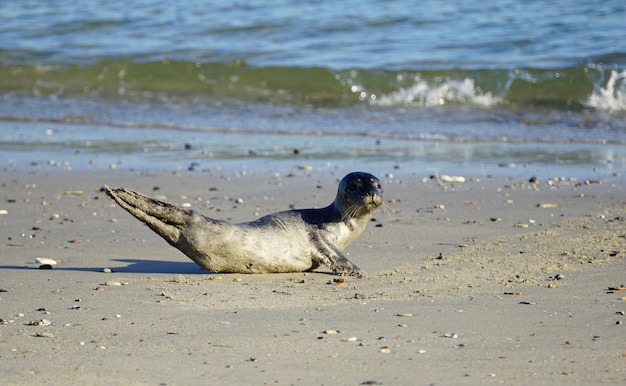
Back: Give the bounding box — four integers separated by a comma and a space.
1, 168, 625, 384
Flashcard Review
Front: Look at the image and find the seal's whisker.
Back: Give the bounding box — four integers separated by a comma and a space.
380, 202, 396, 219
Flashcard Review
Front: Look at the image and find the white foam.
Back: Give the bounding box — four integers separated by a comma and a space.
585, 70, 626, 112
369, 77, 500, 107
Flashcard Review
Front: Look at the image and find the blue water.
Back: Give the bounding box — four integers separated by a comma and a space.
1, 0, 625, 177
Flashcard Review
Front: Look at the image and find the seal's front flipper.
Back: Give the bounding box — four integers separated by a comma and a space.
105, 186, 185, 246
311, 232, 361, 276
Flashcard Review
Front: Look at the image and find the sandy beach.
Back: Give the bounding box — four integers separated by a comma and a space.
1, 166, 625, 385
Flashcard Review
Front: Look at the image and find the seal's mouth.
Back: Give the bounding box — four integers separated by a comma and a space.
361, 192, 383, 212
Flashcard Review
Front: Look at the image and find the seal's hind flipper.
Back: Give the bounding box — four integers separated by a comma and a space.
105, 186, 185, 245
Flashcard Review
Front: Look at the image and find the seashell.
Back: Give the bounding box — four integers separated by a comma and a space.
440, 175, 465, 183
36, 258, 57, 265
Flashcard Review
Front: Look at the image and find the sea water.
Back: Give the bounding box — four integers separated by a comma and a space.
1, 0, 625, 177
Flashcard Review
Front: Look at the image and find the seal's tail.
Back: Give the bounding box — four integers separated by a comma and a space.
104, 186, 185, 246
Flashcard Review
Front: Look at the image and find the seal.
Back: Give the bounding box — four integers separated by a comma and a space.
105, 172, 383, 275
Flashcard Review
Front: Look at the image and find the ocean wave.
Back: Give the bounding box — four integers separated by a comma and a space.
0, 60, 625, 113
584, 70, 626, 112
367, 77, 501, 107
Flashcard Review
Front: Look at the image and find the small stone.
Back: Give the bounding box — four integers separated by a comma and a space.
324, 329, 339, 335
102, 268, 112, 273
35, 332, 54, 338
444, 332, 458, 339
396, 313, 413, 317
380, 348, 391, 354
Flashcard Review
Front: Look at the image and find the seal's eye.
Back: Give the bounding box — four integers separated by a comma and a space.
347, 183, 358, 192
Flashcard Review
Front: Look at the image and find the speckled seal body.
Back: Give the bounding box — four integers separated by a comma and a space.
105, 172, 383, 275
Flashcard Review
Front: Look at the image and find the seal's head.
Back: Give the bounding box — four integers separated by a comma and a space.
336, 172, 383, 218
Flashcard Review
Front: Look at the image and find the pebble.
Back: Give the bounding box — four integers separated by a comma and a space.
105, 281, 122, 286
396, 313, 413, 317
380, 348, 391, 354
0, 209, 7, 215
102, 268, 112, 273
444, 332, 458, 339
555, 274, 565, 280
324, 329, 339, 335
35, 332, 54, 338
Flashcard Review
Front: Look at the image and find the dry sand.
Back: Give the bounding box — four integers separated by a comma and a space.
1, 167, 625, 385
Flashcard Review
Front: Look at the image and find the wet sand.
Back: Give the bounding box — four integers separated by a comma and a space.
1, 167, 625, 385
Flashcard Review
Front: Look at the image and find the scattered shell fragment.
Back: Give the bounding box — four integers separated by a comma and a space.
345, 337, 358, 342
537, 202, 559, 208
380, 348, 391, 354
440, 175, 465, 183
504, 291, 522, 295
324, 329, 339, 335
396, 313, 413, 317
63, 190, 84, 196
105, 281, 122, 286
209, 276, 223, 281
0, 210, 8, 215
35, 332, 54, 338
547, 283, 556, 288
608, 287, 626, 291
555, 274, 565, 280
298, 165, 313, 171
444, 332, 458, 339
102, 268, 112, 273
172, 274, 187, 283
36, 258, 57, 266
30, 319, 51, 326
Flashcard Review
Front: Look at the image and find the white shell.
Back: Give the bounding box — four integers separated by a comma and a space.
36, 258, 57, 265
